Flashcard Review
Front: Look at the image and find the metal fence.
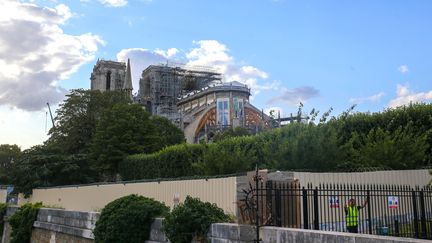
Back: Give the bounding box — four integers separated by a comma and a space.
243, 180, 432, 240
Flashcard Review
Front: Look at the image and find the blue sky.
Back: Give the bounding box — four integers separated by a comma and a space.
1, 0, 431, 148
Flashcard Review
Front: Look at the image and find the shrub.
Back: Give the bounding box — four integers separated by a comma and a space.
9, 202, 43, 243
163, 196, 230, 243
0, 203, 7, 237
120, 143, 206, 180
93, 194, 169, 243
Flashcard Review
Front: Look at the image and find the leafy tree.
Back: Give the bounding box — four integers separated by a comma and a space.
120, 103, 432, 180
342, 127, 428, 169
197, 136, 258, 175
212, 126, 250, 142
0, 144, 21, 184
90, 104, 159, 180
48, 89, 131, 154
10, 145, 94, 196
150, 115, 185, 151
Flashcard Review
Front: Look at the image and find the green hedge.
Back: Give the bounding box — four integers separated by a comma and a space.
163, 196, 230, 243
9, 202, 43, 243
93, 194, 169, 243
0, 203, 6, 237
119, 144, 206, 180
119, 103, 432, 181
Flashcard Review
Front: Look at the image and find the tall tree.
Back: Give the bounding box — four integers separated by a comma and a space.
0, 144, 21, 184
150, 116, 185, 151
10, 145, 95, 196
90, 104, 159, 180
48, 89, 131, 154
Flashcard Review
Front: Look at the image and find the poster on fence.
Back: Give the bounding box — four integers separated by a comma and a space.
173, 193, 180, 206
329, 197, 340, 208
388, 196, 399, 209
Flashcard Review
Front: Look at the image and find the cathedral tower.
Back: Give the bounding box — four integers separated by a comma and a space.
90, 59, 133, 95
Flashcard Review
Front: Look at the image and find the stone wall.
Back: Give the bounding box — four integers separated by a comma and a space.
209, 223, 432, 243
1, 206, 18, 243
146, 218, 169, 243
4, 206, 432, 243
31, 228, 93, 243
30, 208, 99, 243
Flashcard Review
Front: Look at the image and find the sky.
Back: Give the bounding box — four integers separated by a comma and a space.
1, 0, 432, 149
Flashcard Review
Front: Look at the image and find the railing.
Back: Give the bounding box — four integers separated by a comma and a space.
242, 181, 432, 240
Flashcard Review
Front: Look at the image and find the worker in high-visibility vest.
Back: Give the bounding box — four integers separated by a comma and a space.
344, 198, 367, 233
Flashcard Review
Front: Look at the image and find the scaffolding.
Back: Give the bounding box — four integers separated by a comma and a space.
138, 63, 222, 121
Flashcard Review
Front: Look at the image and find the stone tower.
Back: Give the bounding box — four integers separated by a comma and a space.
90, 59, 133, 96
123, 58, 133, 98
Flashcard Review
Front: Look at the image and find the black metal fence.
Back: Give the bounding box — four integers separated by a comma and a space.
246, 181, 432, 240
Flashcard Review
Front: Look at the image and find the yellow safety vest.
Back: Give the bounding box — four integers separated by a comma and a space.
346, 206, 359, 227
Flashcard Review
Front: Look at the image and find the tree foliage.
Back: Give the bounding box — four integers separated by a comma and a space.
93, 195, 169, 243
90, 104, 185, 180
48, 89, 131, 154
121, 103, 432, 180
163, 196, 230, 243
10, 146, 94, 196
9, 202, 43, 243
212, 126, 250, 142
120, 144, 205, 180
150, 116, 185, 151
10, 89, 184, 194
0, 203, 7, 237
0, 144, 21, 184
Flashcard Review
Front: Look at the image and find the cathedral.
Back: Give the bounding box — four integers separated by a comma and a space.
90, 59, 275, 143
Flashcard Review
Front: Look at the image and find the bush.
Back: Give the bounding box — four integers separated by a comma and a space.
9, 202, 43, 243
93, 194, 169, 243
163, 196, 230, 243
0, 203, 7, 237
120, 144, 206, 180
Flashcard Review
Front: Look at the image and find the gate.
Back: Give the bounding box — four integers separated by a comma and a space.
242, 180, 432, 240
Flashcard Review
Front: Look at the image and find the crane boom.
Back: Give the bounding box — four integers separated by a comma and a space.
46, 102, 55, 128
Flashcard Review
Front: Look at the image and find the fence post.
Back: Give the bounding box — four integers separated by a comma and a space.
412, 190, 420, 239
313, 187, 319, 230
254, 165, 260, 243
419, 190, 427, 239
367, 189, 372, 234
275, 187, 282, 227
302, 187, 309, 229
266, 181, 273, 226
394, 219, 400, 237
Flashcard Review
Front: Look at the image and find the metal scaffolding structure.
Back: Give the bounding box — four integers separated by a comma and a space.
138, 63, 222, 121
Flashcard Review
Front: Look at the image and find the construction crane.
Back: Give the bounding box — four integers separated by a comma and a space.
46, 102, 55, 128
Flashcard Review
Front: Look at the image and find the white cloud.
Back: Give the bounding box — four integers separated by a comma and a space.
117, 40, 280, 98
117, 48, 171, 91
0, 1, 104, 111
185, 40, 279, 97
267, 86, 320, 107
388, 84, 432, 108
398, 65, 409, 74
349, 92, 385, 104
154, 48, 179, 59
98, 0, 128, 7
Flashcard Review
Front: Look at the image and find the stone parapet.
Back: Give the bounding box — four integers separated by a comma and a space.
31, 208, 99, 243
146, 218, 169, 243
209, 223, 432, 243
